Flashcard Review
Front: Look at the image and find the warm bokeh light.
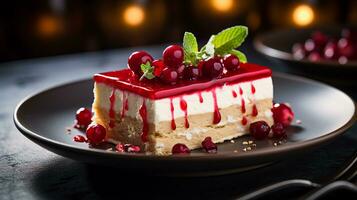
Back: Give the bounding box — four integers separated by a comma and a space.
123, 5, 145, 26
292, 4, 315, 26
210, 0, 234, 12
37, 15, 62, 37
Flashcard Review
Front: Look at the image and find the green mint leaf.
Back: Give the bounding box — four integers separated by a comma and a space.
140, 61, 155, 80
213, 26, 248, 55
183, 32, 199, 65
201, 35, 215, 59
231, 50, 247, 63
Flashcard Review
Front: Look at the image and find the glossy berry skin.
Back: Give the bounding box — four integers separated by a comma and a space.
172, 143, 190, 154
338, 38, 355, 59
308, 51, 322, 62
115, 143, 125, 152
201, 137, 217, 153
292, 43, 306, 60
176, 64, 186, 79
271, 103, 294, 127
249, 121, 270, 140
159, 67, 178, 84
75, 108, 92, 128
203, 57, 224, 79
152, 59, 165, 77
163, 45, 184, 68
128, 51, 153, 76
223, 54, 240, 71
124, 144, 141, 153
184, 65, 202, 80
271, 122, 287, 138
324, 41, 339, 60
86, 124, 106, 145
311, 31, 328, 47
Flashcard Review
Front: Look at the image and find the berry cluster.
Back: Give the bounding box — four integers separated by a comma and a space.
250, 103, 294, 140
292, 29, 357, 64
127, 46, 241, 84
171, 136, 217, 154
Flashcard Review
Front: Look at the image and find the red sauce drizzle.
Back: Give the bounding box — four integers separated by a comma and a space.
251, 83, 256, 94
252, 104, 258, 116
241, 116, 248, 125
198, 92, 204, 103
239, 87, 243, 95
73, 135, 86, 143
239, 87, 246, 113
121, 92, 128, 119
170, 98, 176, 130
180, 97, 189, 128
139, 99, 148, 142
212, 89, 221, 124
109, 89, 116, 128
232, 90, 237, 98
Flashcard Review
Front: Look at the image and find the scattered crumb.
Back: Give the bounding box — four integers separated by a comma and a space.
234, 150, 238, 153
273, 142, 278, 146
230, 140, 235, 143
296, 119, 302, 124
248, 140, 253, 144
65, 127, 72, 134
252, 143, 257, 147
242, 141, 248, 145
243, 148, 247, 152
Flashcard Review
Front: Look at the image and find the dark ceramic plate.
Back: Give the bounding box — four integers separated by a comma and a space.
254, 28, 357, 85
14, 73, 356, 176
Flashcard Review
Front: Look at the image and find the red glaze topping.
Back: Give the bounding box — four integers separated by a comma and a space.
198, 92, 204, 103
232, 90, 237, 98
94, 63, 271, 99
170, 98, 176, 130
73, 135, 87, 143
180, 97, 189, 128
252, 104, 258, 116
139, 100, 148, 142
241, 116, 248, 125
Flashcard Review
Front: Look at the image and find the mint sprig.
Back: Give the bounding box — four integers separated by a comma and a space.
183, 32, 199, 65
140, 61, 155, 81
212, 26, 248, 55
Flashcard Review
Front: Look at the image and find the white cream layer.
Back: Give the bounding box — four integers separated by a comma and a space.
94, 77, 273, 124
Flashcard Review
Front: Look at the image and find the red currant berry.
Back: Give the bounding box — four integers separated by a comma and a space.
271, 122, 287, 138
172, 143, 190, 154
176, 64, 186, 79
271, 103, 294, 127
223, 54, 240, 71
203, 57, 224, 79
338, 38, 355, 59
292, 43, 306, 60
152, 59, 165, 77
184, 65, 202, 80
308, 51, 322, 62
86, 124, 106, 145
201, 137, 217, 153
249, 121, 270, 140
128, 51, 153, 76
124, 144, 141, 153
159, 67, 178, 84
73, 135, 87, 143
163, 45, 184, 68
115, 143, 125, 152
311, 31, 328, 47
75, 107, 92, 128
324, 40, 339, 60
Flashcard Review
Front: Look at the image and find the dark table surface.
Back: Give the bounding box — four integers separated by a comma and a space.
1, 42, 356, 200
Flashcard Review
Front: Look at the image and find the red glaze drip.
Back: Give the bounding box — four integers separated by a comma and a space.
170, 98, 176, 130
241, 99, 246, 113
180, 97, 189, 128
139, 99, 148, 142
212, 89, 221, 124
198, 92, 204, 103
241, 116, 248, 125
121, 92, 128, 118
239, 87, 243, 95
73, 135, 86, 143
251, 83, 256, 94
252, 104, 258, 116
109, 89, 116, 128
232, 90, 237, 98
94, 63, 271, 99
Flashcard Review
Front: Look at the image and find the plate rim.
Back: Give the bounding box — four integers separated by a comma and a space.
253, 29, 357, 68
13, 72, 357, 161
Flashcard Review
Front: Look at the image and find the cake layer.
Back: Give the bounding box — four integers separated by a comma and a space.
93, 77, 273, 124
93, 63, 272, 99
93, 99, 273, 155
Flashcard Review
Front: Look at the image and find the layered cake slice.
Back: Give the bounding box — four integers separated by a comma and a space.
90, 25, 276, 154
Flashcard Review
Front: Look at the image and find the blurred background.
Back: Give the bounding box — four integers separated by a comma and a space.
0, 0, 356, 62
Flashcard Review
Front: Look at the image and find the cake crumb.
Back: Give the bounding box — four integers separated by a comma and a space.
242, 141, 248, 145
248, 140, 253, 144
234, 150, 238, 153
273, 142, 278, 146
65, 127, 72, 134
230, 140, 235, 143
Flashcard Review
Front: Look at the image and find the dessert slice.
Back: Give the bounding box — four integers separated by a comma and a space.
92, 63, 273, 155
91, 25, 274, 154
